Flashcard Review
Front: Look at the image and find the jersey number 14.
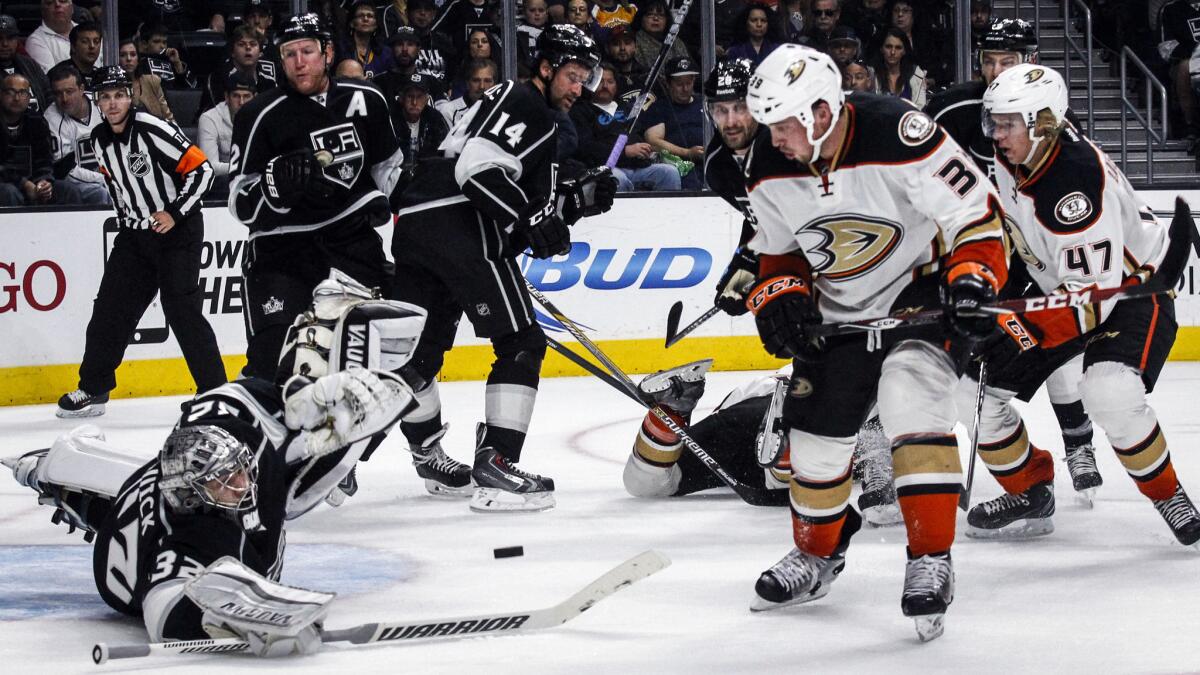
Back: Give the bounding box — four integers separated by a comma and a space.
488, 112, 527, 148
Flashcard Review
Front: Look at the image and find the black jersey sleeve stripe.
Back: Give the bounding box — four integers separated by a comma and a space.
169, 158, 214, 220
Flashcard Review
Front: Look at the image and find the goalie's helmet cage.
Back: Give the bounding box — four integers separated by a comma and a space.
159, 422, 259, 517
747, 44, 845, 157
982, 63, 1068, 164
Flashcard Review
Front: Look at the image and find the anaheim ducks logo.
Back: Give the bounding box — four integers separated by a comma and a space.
1023, 68, 1046, 83
785, 59, 806, 85
1001, 212, 1046, 271
800, 215, 903, 281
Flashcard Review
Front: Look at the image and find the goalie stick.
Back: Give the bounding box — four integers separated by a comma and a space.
664, 302, 721, 348
92, 550, 670, 665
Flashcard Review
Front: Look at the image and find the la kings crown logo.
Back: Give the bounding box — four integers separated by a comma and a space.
310, 123, 365, 188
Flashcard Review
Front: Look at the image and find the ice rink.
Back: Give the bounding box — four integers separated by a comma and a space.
2, 364, 1199, 673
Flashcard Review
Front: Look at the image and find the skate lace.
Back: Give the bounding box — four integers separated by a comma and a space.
904, 555, 951, 596
1065, 445, 1099, 477
980, 492, 1029, 517
492, 453, 541, 480
1155, 490, 1199, 530
770, 549, 819, 591
66, 389, 91, 404
862, 459, 892, 496
415, 445, 466, 474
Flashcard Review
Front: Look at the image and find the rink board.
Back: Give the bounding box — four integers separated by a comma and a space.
1, 190, 1198, 406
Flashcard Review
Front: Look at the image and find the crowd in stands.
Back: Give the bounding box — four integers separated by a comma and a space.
0, 0, 1193, 206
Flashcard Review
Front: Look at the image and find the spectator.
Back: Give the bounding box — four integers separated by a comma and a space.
633, 0, 692, 78
52, 22, 103, 89
639, 57, 705, 190
335, 58, 368, 79
430, 0, 496, 55
518, 0, 549, 64
841, 58, 872, 91
197, 72, 255, 186
199, 25, 277, 117
0, 73, 58, 205
434, 57, 495, 126
571, 62, 681, 192
889, 0, 943, 87
243, 1, 276, 43
872, 28, 927, 108
118, 39, 174, 121
26, 0, 91, 75
380, 0, 411, 39
407, 0, 455, 87
971, 0, 992, 48
377, 27, 423, 88
593, 0, 638, 30
1160, 0, 1200, 144
566, 0, 602, 43
394, 72, 448, 171
845, 0, 889, 54
120, 0, 221, 36
776, 0, 809, 45
608, 24, 648, 98
681, 0, 748, 54
806, 0, 843, 50
0, 16, 53, 115
726, 3, 784, 68
43, 64, 110, 205
826, 25, 861, 66
138, 24, 199, 89
338, 2, 393, 79
448, 29, 500, 98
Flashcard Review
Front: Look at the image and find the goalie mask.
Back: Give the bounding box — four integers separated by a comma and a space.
159, 421, 259, 521
277, 269, 429, 385
747, 44, 845, 159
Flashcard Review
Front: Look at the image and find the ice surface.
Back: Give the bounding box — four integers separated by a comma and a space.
2, 365, 1199, 673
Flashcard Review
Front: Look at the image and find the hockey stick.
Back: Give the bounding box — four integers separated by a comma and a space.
92, 550, 671, 665
665, 304, 721, 348
812, 197, 1200, 339
604, 0, 696, 167
541, 320, 782, 506
958, 360, 987, 511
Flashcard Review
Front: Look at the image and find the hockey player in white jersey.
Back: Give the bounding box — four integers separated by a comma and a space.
959, 64, 1200, 548
741, 45, 1009, 640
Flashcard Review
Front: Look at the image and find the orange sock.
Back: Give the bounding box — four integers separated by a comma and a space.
790, 469, 853, 558
892, 435, 961, 556
632, 412, 683, 467
978, 421, 1054, 494
1115, 425, 1179, 501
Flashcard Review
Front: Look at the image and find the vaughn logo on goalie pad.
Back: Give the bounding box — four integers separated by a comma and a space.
375, 614, 531, 641
218, 602, 297, 627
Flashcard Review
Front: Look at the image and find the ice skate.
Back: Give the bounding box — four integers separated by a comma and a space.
750, 547, 845, 611
966, 481, 1055, 539
3, 448, 48, 490
637, 359, 712, 414
1153, 485, 1200, 549
1064, 442, 1102, 508
901, 550, 953, 642
56, 389, 108, 419
470, 447, 555, 512
410, 424, 473, 498
324, 467, 358, 507
857, 451, 902, 527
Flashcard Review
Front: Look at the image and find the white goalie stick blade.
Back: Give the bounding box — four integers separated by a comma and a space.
755, 376, 788, 468
92, 550, 671, 665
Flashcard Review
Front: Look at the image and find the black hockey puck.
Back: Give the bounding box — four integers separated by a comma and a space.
493, 546, 524, 559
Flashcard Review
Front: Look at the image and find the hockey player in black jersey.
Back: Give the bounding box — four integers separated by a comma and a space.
926, 18, 1103, 506
3, 279, 428, 654
391, 25, 617, 513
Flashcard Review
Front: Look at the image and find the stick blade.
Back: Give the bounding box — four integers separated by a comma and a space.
957, 488, 971, 512
664, 302, 684, 348
568, 550, 672, 616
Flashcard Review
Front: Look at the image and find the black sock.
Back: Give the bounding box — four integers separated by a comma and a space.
1052, 400, 1093, 449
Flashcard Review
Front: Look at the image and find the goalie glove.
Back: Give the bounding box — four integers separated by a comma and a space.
556, 166, 618, 225
283, 369, 416, 459
187, 557, 334, 658
263, 149, 338, 210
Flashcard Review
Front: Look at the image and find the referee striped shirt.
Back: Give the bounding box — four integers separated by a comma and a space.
93, 111, 214, 228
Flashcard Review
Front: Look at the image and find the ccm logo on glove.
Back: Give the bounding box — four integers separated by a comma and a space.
746, 276, 809, 315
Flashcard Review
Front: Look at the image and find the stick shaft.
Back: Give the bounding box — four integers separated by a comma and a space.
958, 361, 987, 511
665, 305, 721, 348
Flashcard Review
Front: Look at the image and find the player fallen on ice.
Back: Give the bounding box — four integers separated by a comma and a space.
4, 274, 429, 654
957, 63, 1200, 549
623, 360, 902, 527
741, 45, 1010, 640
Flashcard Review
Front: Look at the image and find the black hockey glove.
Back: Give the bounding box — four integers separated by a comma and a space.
514, 199, 571, 259
941, 263, 1000, 342
557, 166, 618, 225
714, 248, 759, 316
970, 312, 1040, 377
747, 275, 823, 361
263, 149, 337, 209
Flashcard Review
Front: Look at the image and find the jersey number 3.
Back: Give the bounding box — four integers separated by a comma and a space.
488, 112, 527, 149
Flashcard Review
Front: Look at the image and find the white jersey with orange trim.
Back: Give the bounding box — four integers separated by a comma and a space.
993, 125, 1168, 332
745, 93, 1006, 323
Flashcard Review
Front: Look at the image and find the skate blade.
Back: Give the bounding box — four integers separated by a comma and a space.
1073, 488, 1096, 509
55, 405, 105, 419
863, 503, 904, 527
913, 614, 944, 642
749, 584, 831, 612
469, 487, 555, 513
324, 489, 349, 508
966, 517, 1054, 540
424, 479, 475, 499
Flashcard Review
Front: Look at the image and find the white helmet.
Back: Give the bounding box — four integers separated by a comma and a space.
747, 44, 845, 158
982, 63, 1069, 164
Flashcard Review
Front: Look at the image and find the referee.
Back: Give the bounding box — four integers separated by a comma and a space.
57, 66, 226, 418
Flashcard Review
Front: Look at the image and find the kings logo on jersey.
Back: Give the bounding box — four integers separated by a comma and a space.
310, 123, 365, 189
800, 215, 903, 281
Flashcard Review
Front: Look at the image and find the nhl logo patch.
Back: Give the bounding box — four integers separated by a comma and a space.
1055, 191, 1093, 225
898, 111, 935, 146
127, 152, 151, 177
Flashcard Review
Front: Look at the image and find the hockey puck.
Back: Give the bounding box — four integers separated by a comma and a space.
314, 150, 334, 167
493, 546, 524, 559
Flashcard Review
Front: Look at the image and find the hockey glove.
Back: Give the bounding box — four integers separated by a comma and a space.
557, 166, 618, 225
284, 369, 417, 459
973, 312, 1040, 376
714, 248, 759, 316
941, 262, 1000, 342
746, 275, 823, 360
515, 199, 571, 259
263, 149, 337, 209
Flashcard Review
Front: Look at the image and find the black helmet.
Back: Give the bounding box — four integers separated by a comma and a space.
979, 18, 1037, 56
90, 65, 132, 93
275, 12, 332, 48
535, 24, 601, 72
704, 58, 754, 102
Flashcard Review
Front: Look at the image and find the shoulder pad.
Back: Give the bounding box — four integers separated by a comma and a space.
841, 94, 945, 167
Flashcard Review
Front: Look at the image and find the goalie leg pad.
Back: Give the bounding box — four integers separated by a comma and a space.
186, 557, 334, 658
37, 424, 146, 498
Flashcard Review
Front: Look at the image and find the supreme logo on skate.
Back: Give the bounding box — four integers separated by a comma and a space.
376, 614, 531, 641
